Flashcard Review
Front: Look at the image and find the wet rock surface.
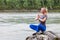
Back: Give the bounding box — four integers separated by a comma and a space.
26, 31, 60, 40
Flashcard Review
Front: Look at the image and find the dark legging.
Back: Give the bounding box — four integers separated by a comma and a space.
30, 23, 46, 32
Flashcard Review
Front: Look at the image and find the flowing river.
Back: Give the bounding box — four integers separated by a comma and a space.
0, 12, 60, 40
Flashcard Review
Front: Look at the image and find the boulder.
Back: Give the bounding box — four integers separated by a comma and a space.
26, 31, 60, 40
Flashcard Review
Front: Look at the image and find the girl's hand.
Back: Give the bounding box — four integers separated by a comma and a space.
38, 14, 40, 19
35, 14, 40, 21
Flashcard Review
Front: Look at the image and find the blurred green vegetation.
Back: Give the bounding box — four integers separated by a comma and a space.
0, 0, 60, 10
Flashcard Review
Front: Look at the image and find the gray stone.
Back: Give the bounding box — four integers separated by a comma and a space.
26, 31, 60, 40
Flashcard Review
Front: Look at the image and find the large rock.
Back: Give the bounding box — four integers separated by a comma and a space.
26, 31, 60, 40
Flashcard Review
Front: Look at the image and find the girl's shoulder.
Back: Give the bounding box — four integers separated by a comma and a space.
40, 14, 47, 18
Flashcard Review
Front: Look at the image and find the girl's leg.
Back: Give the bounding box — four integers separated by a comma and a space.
38, 24, 46, 32
30, 24, 40, 32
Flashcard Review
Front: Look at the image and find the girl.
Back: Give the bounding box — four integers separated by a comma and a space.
30, 7, 48, 33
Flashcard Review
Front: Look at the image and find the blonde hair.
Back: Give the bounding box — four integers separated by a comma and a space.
45, 8, 48, 13
41, 7, 48, 14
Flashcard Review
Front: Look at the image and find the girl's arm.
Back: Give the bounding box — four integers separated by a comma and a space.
39, 17, 47, 22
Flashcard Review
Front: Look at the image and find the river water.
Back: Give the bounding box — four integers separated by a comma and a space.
0, 12, 60, 40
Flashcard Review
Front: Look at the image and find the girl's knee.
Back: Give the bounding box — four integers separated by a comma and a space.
29, 24, 38, 31
30, 24, 33, 27
30, 24, 34, 28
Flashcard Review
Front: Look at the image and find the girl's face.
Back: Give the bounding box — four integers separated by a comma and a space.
40, 8, 46, 14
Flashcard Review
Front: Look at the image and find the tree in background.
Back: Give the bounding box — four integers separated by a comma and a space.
0, 0, 60, 10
